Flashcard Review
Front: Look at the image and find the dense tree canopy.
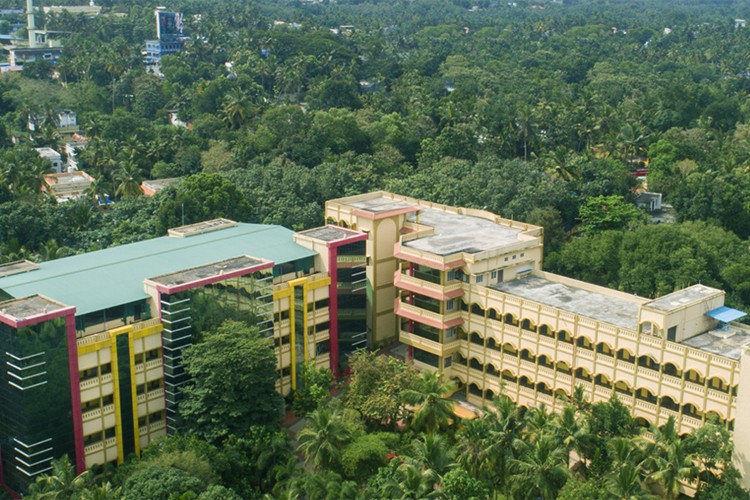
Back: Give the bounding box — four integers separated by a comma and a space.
178, 320, 284, 443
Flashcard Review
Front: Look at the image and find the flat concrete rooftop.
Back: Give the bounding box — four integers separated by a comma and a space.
298, 226, 361, 242
149, 256, 266, 287
349, 197, 416, 213
682, 327, 750, 360
644, 284, 722, 312
0, 260, 38, 278
492, 276, 641, 330
404, 209, 524, 256
142, 177, 181, 190
53, 174, 91, 185
0, 295, 69, 322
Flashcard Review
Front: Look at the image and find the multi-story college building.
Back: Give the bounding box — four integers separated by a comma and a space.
1, 191, 750, 493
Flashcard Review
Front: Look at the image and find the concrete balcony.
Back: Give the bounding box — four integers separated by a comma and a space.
394, 299, 463, 330
80, 372, 113, 391
400, 330, 460, 357
394, 270, 464, 301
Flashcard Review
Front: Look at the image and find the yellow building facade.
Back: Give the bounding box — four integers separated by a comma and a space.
326, 191, 750, 486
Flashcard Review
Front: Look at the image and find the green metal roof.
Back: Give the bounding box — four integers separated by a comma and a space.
0, 223, 316, 316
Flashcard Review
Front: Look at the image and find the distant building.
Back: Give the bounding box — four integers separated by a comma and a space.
144, 8, 185, 70
64, 137, 88, 171
7, 46, 62, 66
43, 4, 101, 16
140, 177, 181, 196
635, 192, 662, 212
4, 0, 63, 68
736, 19, 747, 28
167, 111, 189, 129
43, 171, 94, 202
35, 147, 63, 173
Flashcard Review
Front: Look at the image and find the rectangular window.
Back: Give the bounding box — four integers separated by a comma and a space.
446, 299, 455, 311
316, 340, 330, 355
491, 271, 497, 279
667, 326, 677, 342
476, 275, 483, 283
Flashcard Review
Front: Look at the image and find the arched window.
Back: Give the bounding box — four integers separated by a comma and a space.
662, 363, 682, 378
639, 321, 658, 336
596, 342, 613, 357
554, 388, 570, 400
635, 387, 656, 404
536, 382, 553, 395
576, 336, 593, 350
660, 395, 679, 412
520, 349, 536, 362
537, 355, 553, 368
635, 417, 650, 429
470, 332, 484, 346
519, 376, 534, 389
557, 330, 572, 343
486, 363, 499, 376
488, 308, 500, 321
595, 374, 612, 388
555, 361, 571, 374
521, 319, 536, 332
468, 383, 483, 397
504, 313, 518, 326
471, 303, 485, 316
682, 403, 701, 419
538, 324, 552, 337
502, 343, 518, 356
616, 348, 634, 362
614, 380, 632, 396
575, 367, 592, 381
502, 370, 517, 383
705, 410, 724, 424
454, 353, 467, 366
637, 355, 659, 371
708, 376, 729, 393
684, 369, 705, 385
487, 338, 500, 351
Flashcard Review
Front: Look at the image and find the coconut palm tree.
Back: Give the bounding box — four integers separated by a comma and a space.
381, 462, 440, 499
408, 433, 456, 476
553, 405, 591, 468
27, 455, 91, 498
644, 438, 698, 500
606, 462, 658, 500
296, 407, 354, 473
510, 435, 569, 500
114, 160, 144, 198
222, 88, 252, 129
401, 371, 457, 434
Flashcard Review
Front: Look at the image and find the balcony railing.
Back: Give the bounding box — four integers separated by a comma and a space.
400, 330, 460, 357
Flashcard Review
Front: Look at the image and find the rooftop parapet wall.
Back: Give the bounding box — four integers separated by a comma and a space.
0, 294, 75, 327
327, 191, 543, 235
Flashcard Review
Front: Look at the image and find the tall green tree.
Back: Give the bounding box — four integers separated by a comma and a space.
178, 320, 283, 443
401, 371, 457, 434
297, 407, 356, 473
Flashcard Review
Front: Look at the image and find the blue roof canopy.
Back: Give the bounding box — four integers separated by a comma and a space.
707, 306, 747, 323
